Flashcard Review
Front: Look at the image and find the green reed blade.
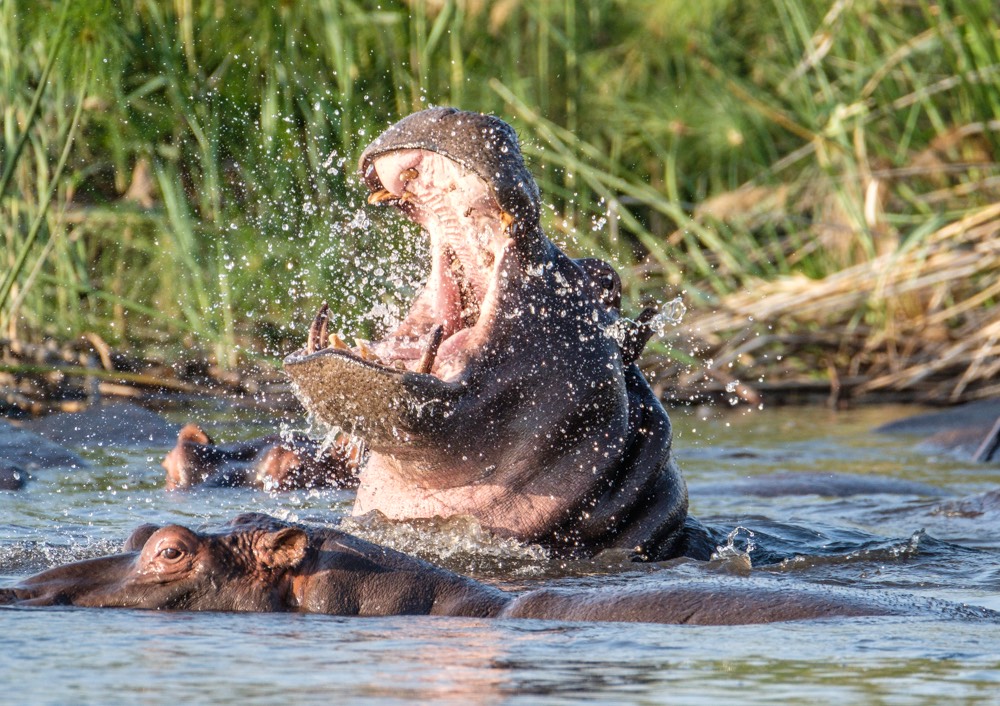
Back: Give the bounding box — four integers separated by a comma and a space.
0, 3, 69, 203
0, 66, 88, 320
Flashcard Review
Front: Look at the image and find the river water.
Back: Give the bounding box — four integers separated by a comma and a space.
2, 404, 999, 704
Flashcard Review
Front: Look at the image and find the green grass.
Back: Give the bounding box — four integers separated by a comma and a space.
1, 0, 997, 385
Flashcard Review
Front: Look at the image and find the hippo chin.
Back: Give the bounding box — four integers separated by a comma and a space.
4, 514, 955, 625
285, 107, 705, 560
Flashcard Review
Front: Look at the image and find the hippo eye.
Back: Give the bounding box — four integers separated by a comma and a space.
158, 547, 184, 561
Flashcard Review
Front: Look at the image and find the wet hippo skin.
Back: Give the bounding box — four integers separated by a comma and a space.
162, 424, 360, 491
4, 513, 971, 625
285, 107, 708, 560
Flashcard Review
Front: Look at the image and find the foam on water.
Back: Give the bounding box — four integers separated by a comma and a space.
340, 513, 549, 577
0, 537, 124, 574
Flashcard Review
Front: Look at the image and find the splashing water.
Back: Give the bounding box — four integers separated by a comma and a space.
711, 525, 757, 571
341, 513, 549, 577
646, 295, 687, 334
603, 295, 687, 346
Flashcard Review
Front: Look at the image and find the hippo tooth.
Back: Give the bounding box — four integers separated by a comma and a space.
500, 210, 516, 230
330, 333, 350, 351
416, 325, 445, 375
354, 339, 380, 363
308, 302, 331, 354
399, 168, 419, 183
317, 311, 330, 351
367, 189, 396, 205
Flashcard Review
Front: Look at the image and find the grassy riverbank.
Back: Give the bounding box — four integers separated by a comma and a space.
2, 0, 998, 405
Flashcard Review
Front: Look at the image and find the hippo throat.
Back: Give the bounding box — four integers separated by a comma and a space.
361, 147, 513, 382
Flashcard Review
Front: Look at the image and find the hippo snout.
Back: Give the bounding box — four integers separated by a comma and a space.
0, 587, 18, 605
5, 553, 141, 607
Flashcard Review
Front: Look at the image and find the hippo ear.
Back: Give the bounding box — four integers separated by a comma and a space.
123, 524, 161, 552
260, 528, 309, 571
178, 424, 213, 445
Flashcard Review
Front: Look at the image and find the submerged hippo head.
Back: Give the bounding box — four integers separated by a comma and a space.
2, 515, 506, 618
4, 519, 309, 611
162, 424, 360, 491
285, 107, 697, 559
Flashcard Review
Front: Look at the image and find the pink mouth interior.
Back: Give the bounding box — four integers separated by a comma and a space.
354, 149, 510, 381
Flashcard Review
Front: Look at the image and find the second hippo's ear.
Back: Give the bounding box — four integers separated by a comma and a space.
259, 528, 309, 571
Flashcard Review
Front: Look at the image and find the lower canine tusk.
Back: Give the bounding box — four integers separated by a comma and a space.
308, 302, 330, 354
416, 325, 445, 375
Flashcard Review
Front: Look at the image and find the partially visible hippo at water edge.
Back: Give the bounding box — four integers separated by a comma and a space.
877, 399, 1000, 463
18, 401, 180, 449
0, 420, 87, 470
0, 462, 26, 491
284, 107, 709, 561
162, 424, 360, 491
690, 472, 947, 499
4, 513, 983, 625
931, 488, 1000, 518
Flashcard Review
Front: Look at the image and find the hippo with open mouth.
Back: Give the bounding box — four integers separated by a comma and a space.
284, 107, 710, 560
5, 513, 964, 624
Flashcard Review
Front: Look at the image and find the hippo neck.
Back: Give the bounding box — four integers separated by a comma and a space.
287, 530, 510, 617
352, 237, 689, 548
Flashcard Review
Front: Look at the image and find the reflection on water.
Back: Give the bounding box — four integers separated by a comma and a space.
2, 405, 1000, 704
4, 609, 1000, 705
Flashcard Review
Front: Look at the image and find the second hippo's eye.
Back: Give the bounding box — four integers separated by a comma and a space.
159, 547, 184, 561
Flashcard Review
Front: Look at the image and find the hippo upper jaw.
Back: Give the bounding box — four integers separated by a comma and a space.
286, 141, 544, 388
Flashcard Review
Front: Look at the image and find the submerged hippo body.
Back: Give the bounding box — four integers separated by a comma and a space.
4, 514, 960, 625
877, 399, 1000, 463
285, 107, 706, 560
162, 424, 359, 491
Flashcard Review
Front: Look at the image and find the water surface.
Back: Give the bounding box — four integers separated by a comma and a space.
2, 404, 999, 704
